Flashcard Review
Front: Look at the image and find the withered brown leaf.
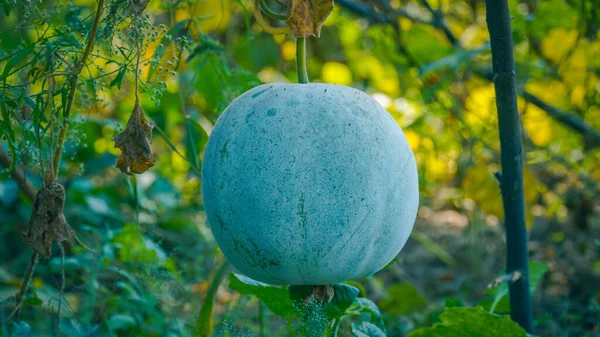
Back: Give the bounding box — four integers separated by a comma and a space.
304, 285, 335, 304
286, 0, 334, 37
112, 98, 156, 174
22, 181, 74, 258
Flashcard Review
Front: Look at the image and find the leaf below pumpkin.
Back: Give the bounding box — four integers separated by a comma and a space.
112, 98, 156, 175
286, 0, 334, 37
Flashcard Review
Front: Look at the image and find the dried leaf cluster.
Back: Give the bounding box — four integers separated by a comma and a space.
112, 98, 156, 174
22, 181, 74, 258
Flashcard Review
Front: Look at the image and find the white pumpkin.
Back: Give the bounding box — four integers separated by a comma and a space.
202, 83, 419, 285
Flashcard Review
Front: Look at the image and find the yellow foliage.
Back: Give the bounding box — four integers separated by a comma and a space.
459, 24, 490, 48
465, 84, 497, 126
172, 146, 190, 172
350, 56, 399, 96
521, 104, 553, 146
175, 0, 231, 34
570, 85, 586, 108
273, 34, 287, 44
96, 138, 120, 155
425, 156, 453, 182
541, 28, 578, 64
560, 47, 587, 87
421, 138, 434, 150
462, 165, 540, 228
398, 17, 412, 31
352, 55, 384, 79
524, 80, 567, 108
589, 41, 600, 69
462, 166, 502, 216
404, 130, 421, 150
339, 19, 361, 47
323, 6, 338, 27
376, 75, 400, 97
586, 106, 600, 130
281, 40, 296, 61
321, 62, 353, 85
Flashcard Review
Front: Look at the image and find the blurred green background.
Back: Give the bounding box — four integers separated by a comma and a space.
0, 0, 599, 336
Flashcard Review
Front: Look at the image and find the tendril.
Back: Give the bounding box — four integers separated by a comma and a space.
259, 0, 286, 20
253, 0, 290, 35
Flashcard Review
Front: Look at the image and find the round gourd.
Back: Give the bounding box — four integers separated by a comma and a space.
202, 83, 419, 285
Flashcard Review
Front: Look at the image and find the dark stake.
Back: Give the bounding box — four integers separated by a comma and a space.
484, 0, 533, 332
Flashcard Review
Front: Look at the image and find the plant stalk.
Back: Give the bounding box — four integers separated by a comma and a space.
484, 0, 533, 332
9, 252, 39, 320
53, 0, 105, 178
296, 37, 309, 84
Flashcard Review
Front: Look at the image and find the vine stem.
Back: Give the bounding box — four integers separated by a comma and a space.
53, 0, 105, 178
132, 2, 141, 100
484, 0, 533, 332
8, 252, 39, 321
296, 37, 308, 84
57, 242, 65, 335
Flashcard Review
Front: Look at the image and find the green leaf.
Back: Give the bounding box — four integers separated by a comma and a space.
410, 230, 457, 268
357, 298, 386, 332
149, 117, 202, 176
444, 297, 464, 308
408, 307, 527, 337
196, 260, 229, 337
184, 115, 210, 169
1, 45, 34, 81
106, 314, 137, 331
352, 321, 387, 337
2, 3, 9, 16
23, 294, 43, 306
419, 45, 490, 77
110, 67, 126, 89
377, 283, 426, 316
482, 261, 549, 314
229, 273, 295, 318
0, 127, 16, 174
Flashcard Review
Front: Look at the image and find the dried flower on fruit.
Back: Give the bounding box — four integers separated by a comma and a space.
286, 0, 334, 37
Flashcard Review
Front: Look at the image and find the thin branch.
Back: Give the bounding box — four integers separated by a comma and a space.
335, 0, 393, 24
0, 149, 37, 201
8, 252, 39, 321
57, 242, 65, 336
419, 0, 461, 47
522, 91, 600, 147
335, 0, 600, 150
477, 67, 600, 148
53, 0, 105, 179
54, 52, 74, 69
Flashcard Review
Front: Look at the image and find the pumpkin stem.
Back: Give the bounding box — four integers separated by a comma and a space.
296, 37, 309, 84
